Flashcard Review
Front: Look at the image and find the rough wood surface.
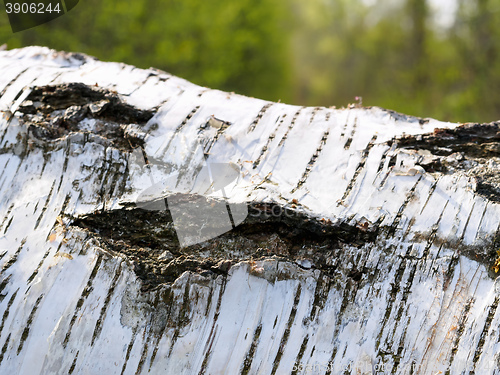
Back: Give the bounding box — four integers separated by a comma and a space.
0, 46, 499, 374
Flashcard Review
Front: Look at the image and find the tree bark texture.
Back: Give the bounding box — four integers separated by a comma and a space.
0, 47, 499, 374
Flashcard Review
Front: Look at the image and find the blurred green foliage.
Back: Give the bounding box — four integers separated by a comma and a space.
1, 0, 499, 123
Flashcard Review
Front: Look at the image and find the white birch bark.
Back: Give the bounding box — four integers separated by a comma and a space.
0, 46, 499, 374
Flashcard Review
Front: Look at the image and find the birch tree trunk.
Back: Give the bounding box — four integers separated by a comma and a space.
0, 46, 499, 374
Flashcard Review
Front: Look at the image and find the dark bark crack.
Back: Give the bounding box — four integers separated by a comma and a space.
68, 191, 500, 291
398, 122, 500, 158
16, 83, 155, 151
396, 122, 500, 202
70, 195, 379, 290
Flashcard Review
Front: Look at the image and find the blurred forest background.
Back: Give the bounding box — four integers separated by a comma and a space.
1, 0, 499, 123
